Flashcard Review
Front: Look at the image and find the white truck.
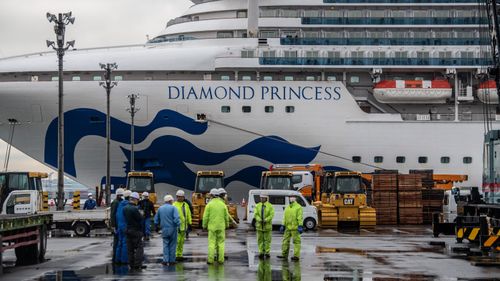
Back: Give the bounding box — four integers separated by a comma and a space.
1, 172, 109, 237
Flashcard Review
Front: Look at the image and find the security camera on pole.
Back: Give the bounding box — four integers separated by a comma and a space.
99, 63, 118, 207
127, 94, 139, 171
46, 12, 75, 211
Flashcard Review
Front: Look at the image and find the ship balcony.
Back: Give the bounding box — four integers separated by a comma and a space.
259, 57, 492, 67
323, 0, 495, 3
280, 38, 483, 46
302, 17, 487, 25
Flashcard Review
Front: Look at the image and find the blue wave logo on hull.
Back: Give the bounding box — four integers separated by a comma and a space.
119, 135, 320, 189
45, 108, 322, 190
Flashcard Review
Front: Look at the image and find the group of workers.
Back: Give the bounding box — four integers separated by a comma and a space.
109, 186, 305, 271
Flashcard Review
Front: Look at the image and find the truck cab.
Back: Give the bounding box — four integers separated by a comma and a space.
0, 172, 47, 213
126, 171, 157, 205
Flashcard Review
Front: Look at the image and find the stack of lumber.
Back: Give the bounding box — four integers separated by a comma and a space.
410, 169, 434, 188
422, 189, 444, 224
372, 174, 398, 225
397, 175, 423, 225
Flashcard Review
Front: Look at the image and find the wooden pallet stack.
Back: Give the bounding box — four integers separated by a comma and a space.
372, 174, 398, 225
410, 169, 434, 188
422, 189, 444, 224
397, 175, 423, 225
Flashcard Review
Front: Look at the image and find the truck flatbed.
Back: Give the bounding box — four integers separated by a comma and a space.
0, 213, 53, 233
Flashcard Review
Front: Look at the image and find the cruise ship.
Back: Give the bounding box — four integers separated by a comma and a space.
0, 0, 498, 200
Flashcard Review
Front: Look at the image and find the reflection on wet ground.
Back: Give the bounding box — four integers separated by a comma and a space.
2, 226, 500, 281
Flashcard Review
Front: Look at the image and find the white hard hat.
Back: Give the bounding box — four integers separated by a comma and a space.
88, 193, 93, 197
218, 188, 226, 194
123, 190, 132, 198
164, 195, 174, 202
176, 190, 185, 197
142, 192, 149, 197
116, 188, 125, 196
130, 192, 140, 200
210, 188, 219, 196
260, 194, 269, 198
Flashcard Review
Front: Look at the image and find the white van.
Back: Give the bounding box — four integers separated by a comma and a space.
246, 189, 318, 231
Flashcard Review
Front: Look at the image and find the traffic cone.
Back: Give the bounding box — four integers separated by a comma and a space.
241, 198, 246, 207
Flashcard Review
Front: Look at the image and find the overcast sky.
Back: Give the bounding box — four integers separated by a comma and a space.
0, 0, 190, 173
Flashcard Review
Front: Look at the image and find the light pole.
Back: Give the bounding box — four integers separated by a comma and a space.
127, 94, 139, 171
99, 63, 117, 206
46, 12, 75, 211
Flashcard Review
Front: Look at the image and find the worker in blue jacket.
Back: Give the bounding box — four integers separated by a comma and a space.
83, 193, 97, 210
154, 195, 180, 266
115, 190, 131, 264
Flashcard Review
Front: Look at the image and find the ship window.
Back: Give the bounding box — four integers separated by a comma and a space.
350, 76, 360, 83
286, 106, 295, 113
72, 76, 81, 81
260, 30, 278, 38
217, 31, 234, 38
328, 51, 341, 59
241, 50, 254, 58
306, 51, 319, 58
441, 156, 450, 164
242, 106, 251, 113
285, 76, 294, 81
262, 50, 276, 58
418, 156, 428, 164
352, 156, 361, 163
395, 51, 408, 59
221, 106, 230, 113
31, 75, 39, 81
237, 10, 247, 18
281, 9, 299, 18
51, 76, 59, 81
373, 51, 385, 58
241, 75, 252, 81
303, 31, 320, 38
303, 10, 320, 17
263, 76, 273, 81
374, 156, 383, 163
327, 76, 337, 81
284, 50, 297, 58
306, 76, 315, 81
396, 156, 406, 163
463, 157, 472, 164
93, 76, 102, 81
114, 75, 123, 81
260, 9, 278, 18
265, 106, 274, 113
221, 75, 231, 81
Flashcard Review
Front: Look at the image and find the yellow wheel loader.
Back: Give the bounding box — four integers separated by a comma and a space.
191, 171, 239, 228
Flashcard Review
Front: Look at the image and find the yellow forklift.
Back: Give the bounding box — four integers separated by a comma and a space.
316, 171, 376, 229
126, 171, 158, 208
191, 171, 239, 228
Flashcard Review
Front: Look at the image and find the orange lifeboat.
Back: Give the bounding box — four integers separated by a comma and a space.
373, 80, 452, 104
477, 80, 498, 104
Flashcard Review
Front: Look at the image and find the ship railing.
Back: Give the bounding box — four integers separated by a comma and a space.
323, 0, 494, 3
259, 57, 493, 66
401, 113, 494, 121
280, 38, 483, 46
302, 17, 488, 25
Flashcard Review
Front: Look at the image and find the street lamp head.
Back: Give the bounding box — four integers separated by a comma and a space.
46, 12, 56, 23
46, 40, 55, 48
99, 82, 105, 87
67, 17, 75, 25
99, 63, 106, 69
110, 63, 118, 70
66, 40, 75, 48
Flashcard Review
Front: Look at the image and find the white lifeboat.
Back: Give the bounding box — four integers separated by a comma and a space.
373, 80, 452, 104
477, 80, 499, 104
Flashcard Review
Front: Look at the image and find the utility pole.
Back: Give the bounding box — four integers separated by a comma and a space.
99, 63, 117, 207
127, 94, 139, 171
46, 12, 75, 211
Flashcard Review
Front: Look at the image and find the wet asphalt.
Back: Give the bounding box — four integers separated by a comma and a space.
2, 224, 500, 281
